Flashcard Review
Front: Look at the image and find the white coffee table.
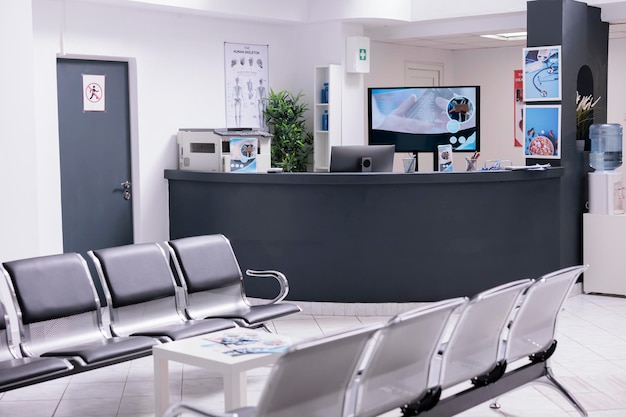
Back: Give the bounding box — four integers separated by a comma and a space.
153, 329, 290, 417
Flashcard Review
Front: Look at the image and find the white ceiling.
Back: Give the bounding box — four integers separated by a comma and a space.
379, 21, 626, 51
78, 0, 626, 50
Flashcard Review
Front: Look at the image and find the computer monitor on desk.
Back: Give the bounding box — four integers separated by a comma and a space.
329, 145, 395, 172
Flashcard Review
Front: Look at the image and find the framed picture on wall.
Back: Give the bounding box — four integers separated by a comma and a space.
514, 69, 524, 147
522, 45, 561, 102
224, 42, 270, 130
523, 105, 561, 159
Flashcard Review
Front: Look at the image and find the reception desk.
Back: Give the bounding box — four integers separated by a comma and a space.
165, 168, 563, 302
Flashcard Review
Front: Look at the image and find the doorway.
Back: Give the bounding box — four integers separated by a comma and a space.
405, 62, 443, 87
57, 58, 133, 296
404, 62, 443, 170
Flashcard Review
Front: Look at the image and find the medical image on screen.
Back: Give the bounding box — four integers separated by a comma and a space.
368, 86, 480, 153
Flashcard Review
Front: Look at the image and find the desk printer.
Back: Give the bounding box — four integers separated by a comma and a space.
177, 128, 272, 172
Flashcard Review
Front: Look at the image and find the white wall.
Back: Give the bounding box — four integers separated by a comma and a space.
365, 42, 457, 170
26, 0, 301, 256
3, 0, 362, 260
451, 46, 526, 168
0, 1, 41, 261
291, 21, 345, 134
4, 0, 626, 262
364, 42, 532, 171
607, 37, 626, 177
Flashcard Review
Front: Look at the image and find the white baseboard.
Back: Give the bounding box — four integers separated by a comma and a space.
249, 282, 584, 317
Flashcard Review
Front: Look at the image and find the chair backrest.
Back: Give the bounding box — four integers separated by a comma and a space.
167, 234, 249, 319
438, 279, 533, 389
254, 323, 383, 417
505, 265, 587, 362
88, 243, 187, 337
1, 253, 107, 357
353, 297, 468, 417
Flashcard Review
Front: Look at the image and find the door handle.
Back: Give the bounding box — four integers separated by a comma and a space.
121, 181, 131, 200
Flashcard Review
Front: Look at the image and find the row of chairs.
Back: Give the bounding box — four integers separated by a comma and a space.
0, 234, 301, 393
164, 265, 588, 417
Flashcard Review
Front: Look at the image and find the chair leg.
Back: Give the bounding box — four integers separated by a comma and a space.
488, 400, 501, 410
533, 365, 587, 417
488, 362, 586, 417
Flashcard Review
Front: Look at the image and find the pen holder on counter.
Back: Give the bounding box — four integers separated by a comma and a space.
402, 157, 416, 173
465, 158, 478, 172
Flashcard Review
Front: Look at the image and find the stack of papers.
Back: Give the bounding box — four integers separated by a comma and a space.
504, 164, 551, 171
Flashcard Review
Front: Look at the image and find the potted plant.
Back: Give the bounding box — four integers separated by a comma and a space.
263, 89, 313, 172
576, 90, 601, 151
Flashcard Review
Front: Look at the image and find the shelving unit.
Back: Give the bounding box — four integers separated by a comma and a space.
313, 64, 342, 172
583, 213, 626, 296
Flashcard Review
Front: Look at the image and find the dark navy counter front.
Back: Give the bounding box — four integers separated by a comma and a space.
165, 168, 563, 302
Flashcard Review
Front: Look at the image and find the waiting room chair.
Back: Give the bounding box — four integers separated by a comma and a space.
400, 279, 533, 416
0, 299, 74, 392
351, 297, 468, 417
166, 234, 301, 329
436, 279, 534, 389
491, 265, 588, 417
1, 253, 157, 370
163, 322, 383, 417
89, 243, 236, 342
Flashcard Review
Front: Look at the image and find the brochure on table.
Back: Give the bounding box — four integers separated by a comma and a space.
201, 329, 291, 356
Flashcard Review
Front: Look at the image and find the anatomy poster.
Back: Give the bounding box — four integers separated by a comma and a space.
522, 46, 561, 102
224, 42, 269, 129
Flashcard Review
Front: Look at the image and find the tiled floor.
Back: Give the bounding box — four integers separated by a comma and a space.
2, 293, 626, 416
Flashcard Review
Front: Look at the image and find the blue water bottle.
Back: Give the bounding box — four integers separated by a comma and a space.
322, 110, 328, 131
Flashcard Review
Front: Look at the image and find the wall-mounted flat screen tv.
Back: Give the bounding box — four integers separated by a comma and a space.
368, 86, 480, 154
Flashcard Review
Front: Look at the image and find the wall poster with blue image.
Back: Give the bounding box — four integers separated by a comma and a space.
522, 45, 561, 102
523, 105, 561, 159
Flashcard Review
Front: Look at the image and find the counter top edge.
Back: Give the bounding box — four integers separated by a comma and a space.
164, 167, 563, 185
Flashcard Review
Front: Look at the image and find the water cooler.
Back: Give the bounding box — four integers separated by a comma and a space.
588, 171, 624, 215
583, 123, 626, 295
587, 124, 624, 214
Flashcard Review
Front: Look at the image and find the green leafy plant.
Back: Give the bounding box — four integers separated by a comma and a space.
263, 89, 313, 172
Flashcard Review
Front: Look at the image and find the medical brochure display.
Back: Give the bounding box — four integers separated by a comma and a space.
229, 138, 257, 173
522, 46, 561, 102
438, 144, 453, 172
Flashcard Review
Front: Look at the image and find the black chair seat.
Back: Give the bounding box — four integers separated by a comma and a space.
167, 234, 301, 329
0, 356, 72, 388
130, 318, 235, 341
41, 336, 157, 364
210, 303, 302, 326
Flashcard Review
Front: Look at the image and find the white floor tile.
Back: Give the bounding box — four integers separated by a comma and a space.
0, 401, 60, 417
2, 293, 626, 416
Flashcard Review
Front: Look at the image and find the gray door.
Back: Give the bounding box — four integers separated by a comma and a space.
57, 58, 133, 257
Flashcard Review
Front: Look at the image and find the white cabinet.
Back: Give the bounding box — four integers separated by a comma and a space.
583, 213, 626, 295
313, 65, 342, 172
